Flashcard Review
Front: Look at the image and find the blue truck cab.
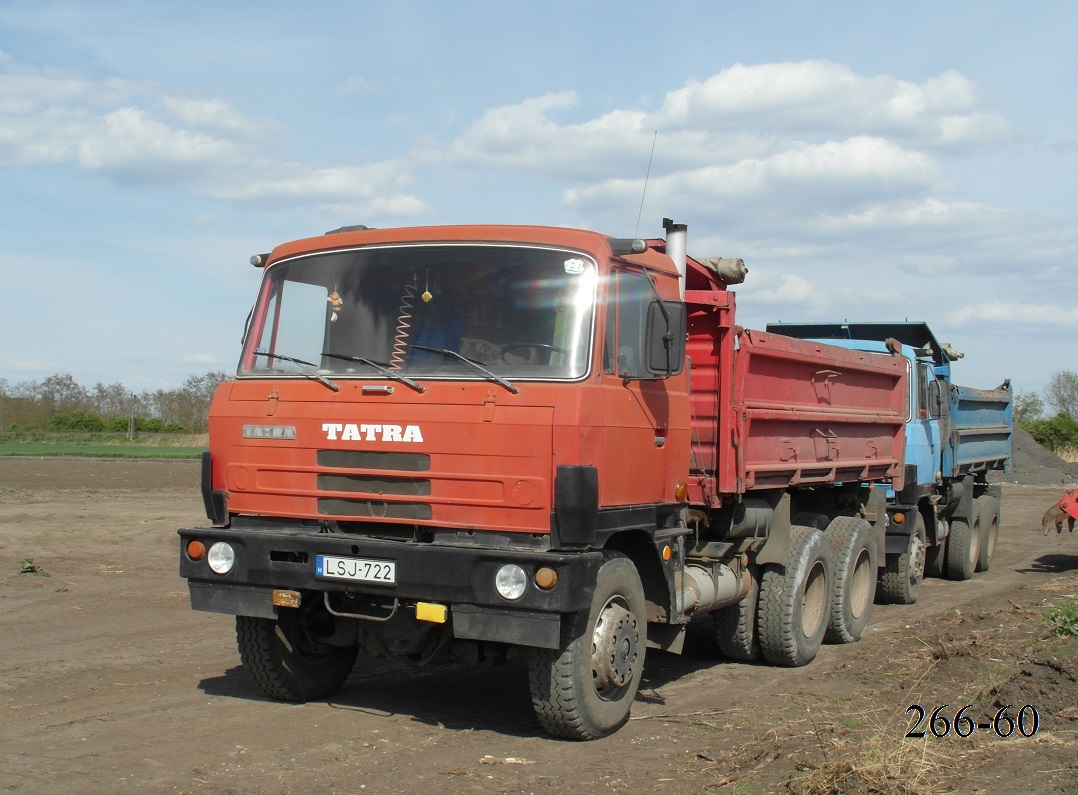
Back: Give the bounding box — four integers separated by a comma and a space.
766, 322, 1013, 604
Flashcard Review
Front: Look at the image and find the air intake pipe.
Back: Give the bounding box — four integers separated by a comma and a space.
663, 218, 687, 300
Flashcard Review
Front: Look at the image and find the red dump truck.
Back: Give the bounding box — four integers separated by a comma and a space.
179, 219, 908, 739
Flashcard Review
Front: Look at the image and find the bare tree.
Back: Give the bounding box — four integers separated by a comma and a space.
1044, 370, 1078, 416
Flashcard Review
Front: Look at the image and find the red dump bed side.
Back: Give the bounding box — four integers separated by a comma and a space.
685, 283, 907, 507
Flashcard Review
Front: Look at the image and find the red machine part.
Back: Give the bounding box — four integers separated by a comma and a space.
1058, 489, 1078, 521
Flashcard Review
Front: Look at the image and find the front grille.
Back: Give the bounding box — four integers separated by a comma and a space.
317, 474, 431, 496
318, 498, 433, 520
317, 450, 431, 472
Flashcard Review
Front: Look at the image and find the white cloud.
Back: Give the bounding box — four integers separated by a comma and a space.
735, 270, 829, 314
210, 162, 427, 215
182, 354, 221, 365
657, 62, 1010, 148
76, 107, 241, 181
953, 302, 1078, 329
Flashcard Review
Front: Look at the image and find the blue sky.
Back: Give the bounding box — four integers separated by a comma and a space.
1, 1, 1075, 396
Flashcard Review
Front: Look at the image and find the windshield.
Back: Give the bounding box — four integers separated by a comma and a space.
239, 243, 596, 383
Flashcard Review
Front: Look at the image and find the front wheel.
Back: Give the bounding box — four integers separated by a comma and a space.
527, 552, 646, 740
236, 595, 358, 702
878, 511, 926, 605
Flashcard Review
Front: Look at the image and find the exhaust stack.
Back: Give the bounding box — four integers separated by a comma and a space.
663, 218, 687, 300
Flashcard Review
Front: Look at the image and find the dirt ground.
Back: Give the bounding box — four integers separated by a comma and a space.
1, 458, 1076, 795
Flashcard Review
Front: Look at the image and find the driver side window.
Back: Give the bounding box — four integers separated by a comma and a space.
603, 270, 651, 378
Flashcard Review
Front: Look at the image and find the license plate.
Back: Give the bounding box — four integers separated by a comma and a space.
315, 555, 396, 584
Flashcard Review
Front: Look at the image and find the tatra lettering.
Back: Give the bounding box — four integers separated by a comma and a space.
322, 422, 424, 443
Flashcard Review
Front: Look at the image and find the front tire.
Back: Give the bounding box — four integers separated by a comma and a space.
527, 552, 646, 740
824, 517, 877, 644
758, 525, 833, 667
236, 595, 358, 702
879, 512, 926, 604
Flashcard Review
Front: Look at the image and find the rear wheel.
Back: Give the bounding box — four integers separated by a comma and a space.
976, 496, 1000, 572
527, 552, 646, 740
758, 525, 833, 667
879, 512, 926, 604
945, 511, 980, 581
824, 517, 877, 644
236, 595, 358, 702
924, 532, 947, 579
714, 564, 761, 661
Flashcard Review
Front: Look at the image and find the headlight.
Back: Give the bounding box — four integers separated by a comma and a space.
207, 542, 236, 574
495, 564, 527, 600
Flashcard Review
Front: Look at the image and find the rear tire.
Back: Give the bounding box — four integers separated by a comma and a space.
924, 534, 947, 579
758, 526, 833, 667
526, 552, 646, 740
945, 512, 980, 581
878, 511, 926, 604
714, 564, 761, 661
236, 595, 358, 702
824, 517, 877, 644
976, 496, 1000, 572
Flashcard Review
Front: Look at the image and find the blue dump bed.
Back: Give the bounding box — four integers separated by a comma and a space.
945, 382, 1013, 476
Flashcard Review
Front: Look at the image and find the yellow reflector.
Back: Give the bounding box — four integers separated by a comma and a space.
534, 566, 558, 590
892, 512, 906, 525
273, 590, 301, 608
416, 602, 448, 623
675, 480, 688, 501
662, 545, 672, 561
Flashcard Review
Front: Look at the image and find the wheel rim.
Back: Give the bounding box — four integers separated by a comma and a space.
801, 560, 828, 639
591, 597, 640, 696
986, 517, 998, 559
849, 548, 873, 619
908, 533, 926, 589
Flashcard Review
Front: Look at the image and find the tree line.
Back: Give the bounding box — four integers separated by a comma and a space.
1015, 370, 1078, 452
0, 371, 231, 435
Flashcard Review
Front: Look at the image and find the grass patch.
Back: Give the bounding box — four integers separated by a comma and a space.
788, 727, 958, 795
20, 558, 47, 575
0, 431, 206, 459
1043, 601, 1078, 638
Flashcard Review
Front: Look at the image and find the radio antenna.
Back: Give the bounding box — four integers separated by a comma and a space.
634, 131, 658, 237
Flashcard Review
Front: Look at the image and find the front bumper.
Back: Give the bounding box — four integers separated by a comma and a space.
178, 525, 601, 648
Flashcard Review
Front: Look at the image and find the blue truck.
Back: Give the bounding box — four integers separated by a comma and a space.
766, 322, 1013, 604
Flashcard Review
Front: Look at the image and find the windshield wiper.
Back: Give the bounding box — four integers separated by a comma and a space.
320, 352, 425, 393
252, 351, 339, 392
408, 345, 519, 394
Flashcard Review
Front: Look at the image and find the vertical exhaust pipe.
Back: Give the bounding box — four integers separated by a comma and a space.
663, 218, 687, 300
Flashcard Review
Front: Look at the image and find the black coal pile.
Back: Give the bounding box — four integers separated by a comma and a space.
989, 424, 1078, 486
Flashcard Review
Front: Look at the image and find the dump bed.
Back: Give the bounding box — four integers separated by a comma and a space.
684, 294, 908, 504
943, 382, 1013, 476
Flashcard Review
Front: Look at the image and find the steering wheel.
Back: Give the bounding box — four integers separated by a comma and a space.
500, 343, 567, 363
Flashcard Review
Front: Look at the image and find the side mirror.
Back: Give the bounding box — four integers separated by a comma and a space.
928, 378, 947, 419
645, 300, 687, 377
